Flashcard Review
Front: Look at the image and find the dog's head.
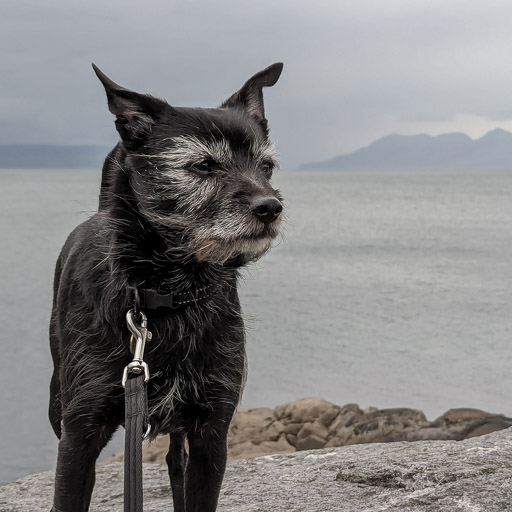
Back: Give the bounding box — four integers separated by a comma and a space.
93, 63, 284, 266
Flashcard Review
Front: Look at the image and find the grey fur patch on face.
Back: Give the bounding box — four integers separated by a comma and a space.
135, 133, 283, 264
159, 136, 234, 168
148, 135, 279, 171
250, 138, 280, 168
194, 236, 274, 265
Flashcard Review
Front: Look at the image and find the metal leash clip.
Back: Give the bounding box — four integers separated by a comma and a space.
122, 309, 152, 387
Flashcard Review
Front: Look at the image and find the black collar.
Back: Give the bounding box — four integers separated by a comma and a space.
131, 284, 220, 311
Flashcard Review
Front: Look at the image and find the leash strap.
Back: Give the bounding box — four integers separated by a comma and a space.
123, 309, 152, 512
124, 373, 148, 512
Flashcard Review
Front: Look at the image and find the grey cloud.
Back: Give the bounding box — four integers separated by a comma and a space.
2, 0, 512, 167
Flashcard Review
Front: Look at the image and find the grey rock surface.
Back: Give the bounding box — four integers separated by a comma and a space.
2, 428, 512, 511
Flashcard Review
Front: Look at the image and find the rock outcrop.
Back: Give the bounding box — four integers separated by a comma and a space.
108, 397, 512, 463
3, 428, 512, 511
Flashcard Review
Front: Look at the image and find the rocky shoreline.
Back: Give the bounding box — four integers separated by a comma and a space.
107, 397, 512, 463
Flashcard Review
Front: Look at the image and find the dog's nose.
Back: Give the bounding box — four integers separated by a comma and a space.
251, 196, 283, 223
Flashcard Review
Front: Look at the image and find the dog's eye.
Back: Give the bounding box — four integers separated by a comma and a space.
262, 161, 275, 178
193, 158, 217, 175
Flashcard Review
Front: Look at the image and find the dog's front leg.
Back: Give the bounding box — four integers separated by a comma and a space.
184, 426, 229, 512
166, 433, 188, 512
52, 422, 116, 512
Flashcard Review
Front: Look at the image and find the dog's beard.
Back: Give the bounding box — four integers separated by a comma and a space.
194, 236, 274, 264
191, 214, 282, 264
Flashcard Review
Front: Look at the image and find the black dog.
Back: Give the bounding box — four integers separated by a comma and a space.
49, 62, 284, 512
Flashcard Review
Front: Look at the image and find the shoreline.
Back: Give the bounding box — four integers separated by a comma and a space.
105, 397, 512, 464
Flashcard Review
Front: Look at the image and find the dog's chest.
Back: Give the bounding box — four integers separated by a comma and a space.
142, 313, 245, 435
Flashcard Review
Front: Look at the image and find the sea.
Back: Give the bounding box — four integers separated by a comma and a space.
1, 167, 512, 485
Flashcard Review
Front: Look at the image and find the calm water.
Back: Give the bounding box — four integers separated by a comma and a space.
1, 168, 512, 485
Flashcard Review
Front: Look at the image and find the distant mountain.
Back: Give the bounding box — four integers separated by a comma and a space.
0, 145, 111, 169
301, 129, 512, 170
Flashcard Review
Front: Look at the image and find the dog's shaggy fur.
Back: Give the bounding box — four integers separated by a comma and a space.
49, 63, 284, 512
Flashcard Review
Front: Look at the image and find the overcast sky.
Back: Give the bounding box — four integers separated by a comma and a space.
3, 0, 512, 167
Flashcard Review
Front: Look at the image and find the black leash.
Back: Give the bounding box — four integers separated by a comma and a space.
123, 309, 152, 512
124, 374, 148, 512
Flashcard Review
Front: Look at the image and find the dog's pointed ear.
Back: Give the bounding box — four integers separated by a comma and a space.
92, 63, 166, 148
221, 62, 283, 133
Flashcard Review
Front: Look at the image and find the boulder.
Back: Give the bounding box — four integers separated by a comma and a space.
227, 406, 292, 459
274, 397, 334, 424
432, 408, 512, 439
296, 420, 329, 443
